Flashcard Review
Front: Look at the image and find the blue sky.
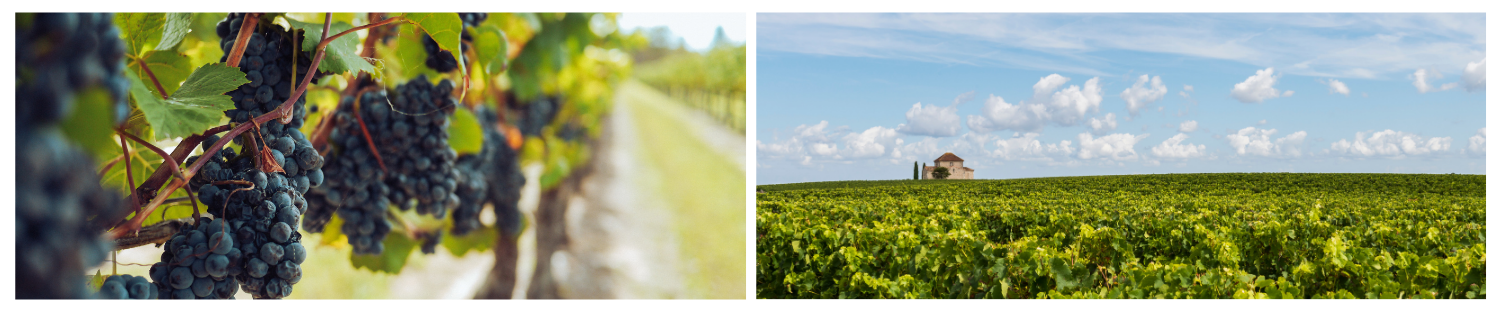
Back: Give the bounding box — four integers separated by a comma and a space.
756, 13, 1487, 184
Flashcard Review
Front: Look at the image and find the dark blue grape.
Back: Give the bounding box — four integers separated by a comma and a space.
192, 255, 209, 278
246, 258, 269, 278
270, 222, 293, 243
126, 276, 156, 299
96, 278, 128, 299
206, 254, 230, 278
246, 69, 264, 87
260, 242, 284, 265
169, 267, 194, 290
275, 137, 295, 155
191, 276, 214, 297
210, 232, 234, 255
256, 85, 275, 104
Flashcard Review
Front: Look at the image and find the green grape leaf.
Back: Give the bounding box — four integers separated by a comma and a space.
285, 16, 373, 75
442, 225, 497, 257
400, 13, 463, 54
189, 13, 228, 41
300, 88, 340, 136
138, 189, 200, 227
156, 13, 192, 51
88, 270, 105, 291
121, 107, 154, 143
58, 87, 120, 162
130, 63, 243, 139
1049, 257, 1077, 290
448, 106, 484, 155
132, 50, 193, 97
400, 13, 466, 75
320, 214, 347, 246
474, 25, 509, 74
99, 135, 160, 196
114, 13, 165, 57
350, 231, 417, 274
386, 23, 439, 81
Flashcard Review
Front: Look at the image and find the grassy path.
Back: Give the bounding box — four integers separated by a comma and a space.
618, 80, 746, 298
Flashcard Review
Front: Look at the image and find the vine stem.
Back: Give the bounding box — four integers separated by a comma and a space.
115, 124, 229, 229
136, 59, 170, 99
118, 128, 202, 219
225, 13, 260, 68
116, 129, 187, 182
118, 135, 138, 211
311, 74, 370, 153
114, 13, 400, 238
350, 85, 389, 172
360, 13, 386, 59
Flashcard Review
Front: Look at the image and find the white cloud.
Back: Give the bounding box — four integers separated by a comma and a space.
1258, 120, 1267, 125
1120, 75, 1168, 116
1328, 130, 1452, 157
1467, 128, 1485, 157
966, 95, 1040, 133
1032, 74, 1073, 99
1231, 68, 1289, 103
1226, 127, 1307, 158
1179, 120, 1199, 133
1152, 133, 1207, 159
1034, 75, 1104, 126
898, 137, 948, 161
1411, 68, 1457, 93
811, 143, 839, 156
1088, 113, 1118, 135
966, 74, 1103, 133
1319, 79, 1351, 96
1183, 85, 1194, 92
1463, 59, 1486, 92
990, 133, 1075, 161
895, 102, 962, 137
758, 121, 835, 159
796, 120, 833, 141
759, 121, 908, 163
1077, 133, 1148, 161
841, 126, 902, 158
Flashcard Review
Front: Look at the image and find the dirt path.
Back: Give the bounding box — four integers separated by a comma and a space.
524, 80, 746, 298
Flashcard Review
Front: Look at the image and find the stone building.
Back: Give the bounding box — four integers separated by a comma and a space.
922, 152, 973, 179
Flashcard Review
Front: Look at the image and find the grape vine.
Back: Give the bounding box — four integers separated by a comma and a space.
19, 12, 635, 299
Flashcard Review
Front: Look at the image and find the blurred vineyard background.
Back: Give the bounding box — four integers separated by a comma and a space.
80, 12, 745, 299
632, 26, 747, 134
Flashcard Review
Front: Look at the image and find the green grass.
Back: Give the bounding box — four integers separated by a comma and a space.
619, 80, 746, 298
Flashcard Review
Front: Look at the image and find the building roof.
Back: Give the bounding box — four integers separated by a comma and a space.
935, 152, 964, 162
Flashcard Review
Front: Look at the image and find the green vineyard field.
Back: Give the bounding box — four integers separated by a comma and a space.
756, 173, 1486, 299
